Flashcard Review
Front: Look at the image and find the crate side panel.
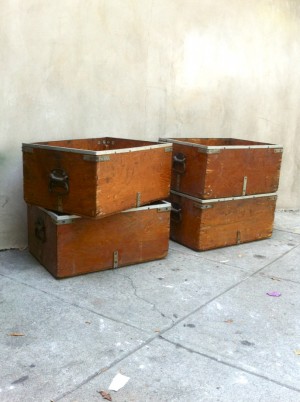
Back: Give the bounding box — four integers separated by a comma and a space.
56, 208, 170, 278
95, 147, 172, 216
170, 193, 202, 251
27, 205, 58, 277
203, 148, 282, 199
198, 196, 276, 250
23, 149, 97, 216
170, 143, 207, 197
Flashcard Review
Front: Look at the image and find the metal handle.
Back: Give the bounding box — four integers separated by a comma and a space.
35, 218, 46, 243
172, 153, 186, 174
49, 169, 69, 195
171, 203, 182, 223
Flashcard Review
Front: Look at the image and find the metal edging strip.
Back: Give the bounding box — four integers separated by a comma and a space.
122, 200, 171, 213
170, 190, 277, 203
159, 137, 283, 151
22, 142, 173, 156
36, 207, 80, 224
37, 201, 172, 224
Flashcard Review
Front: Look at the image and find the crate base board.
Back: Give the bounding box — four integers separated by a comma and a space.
170, 232, 272, 252
170, 191, 276, 251
30, 251, 168, 279
28, 202, 170, 278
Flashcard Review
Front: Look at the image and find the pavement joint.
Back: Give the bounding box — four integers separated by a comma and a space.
258, 272, 300, 286
154, 245, 296, 341
0, 272, 150, 334
52, 332, 160, 401
159, 336, 300, 394
274, 228, 300, 236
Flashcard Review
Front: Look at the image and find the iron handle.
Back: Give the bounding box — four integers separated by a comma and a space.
172, 153, 186, 174
35, 218, 46, 243
171, 203, 182, 223
49, 169, 69, 195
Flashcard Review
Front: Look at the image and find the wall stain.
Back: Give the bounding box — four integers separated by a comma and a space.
1, 197, 9, 208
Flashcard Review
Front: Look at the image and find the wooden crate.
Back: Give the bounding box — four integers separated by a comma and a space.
170, 190, 277, 251
160, 138, 283, 199
28, 201, 171, 278
23, 137, 172, 218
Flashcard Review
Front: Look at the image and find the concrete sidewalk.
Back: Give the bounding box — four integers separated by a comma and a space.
1, 211, 300, 402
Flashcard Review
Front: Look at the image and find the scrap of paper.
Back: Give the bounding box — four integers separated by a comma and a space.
108, 373, 130, 392
266, 291, 281, 297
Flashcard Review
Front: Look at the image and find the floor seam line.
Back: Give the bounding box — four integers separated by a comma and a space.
0, 272, 149, 334
156, 247, 297, 338
160, 337, 300, 394
53, 333, 161, 401
274, 228, 300, 235
259, 274, 300, 286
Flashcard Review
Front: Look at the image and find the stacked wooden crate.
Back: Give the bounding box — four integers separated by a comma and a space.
159, 138, 283, 251
23, 137, 173, 278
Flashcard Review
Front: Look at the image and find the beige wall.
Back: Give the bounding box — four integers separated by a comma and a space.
0, 0, 299, 249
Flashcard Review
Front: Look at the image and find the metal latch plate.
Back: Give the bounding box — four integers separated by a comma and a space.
83, 155, 110, 162
113, 250, 118, 268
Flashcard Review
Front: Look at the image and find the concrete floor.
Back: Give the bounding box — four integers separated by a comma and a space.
1, 210, 300, 402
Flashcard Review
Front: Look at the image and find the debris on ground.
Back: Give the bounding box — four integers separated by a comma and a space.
266, 291, 281, 297
98, 390, 112, 401
108, 373, 130, 391
8, 333, 25, 336
224, 319, 233, 324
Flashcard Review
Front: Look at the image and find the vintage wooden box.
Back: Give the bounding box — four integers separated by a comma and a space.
170, 190, 277, 251
23, 137, 172, 218
28, 201, 171, 278
159, 138, 283, 199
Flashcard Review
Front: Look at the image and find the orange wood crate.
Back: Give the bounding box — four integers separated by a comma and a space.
170, 190, 277, 251
160, 138, 283, 199
23, 137, 172, 218
28, 201, 171, 278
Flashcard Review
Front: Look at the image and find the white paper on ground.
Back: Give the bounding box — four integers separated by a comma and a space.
108, 373, 130, 391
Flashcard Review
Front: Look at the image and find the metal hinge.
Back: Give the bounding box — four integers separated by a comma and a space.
83, 155, 110, 162
242, 176, 248, 196
164, 147, 172, 152
274, 148, 283, 153
193, 203, 213, 210
136, 192, 141, 207
157, 206, 171, 212
57, 196, 63, 212
113, 250, 118, 268
56, 218, 74, 225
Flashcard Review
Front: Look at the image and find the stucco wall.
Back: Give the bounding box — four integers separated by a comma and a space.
0, 0, 299, 249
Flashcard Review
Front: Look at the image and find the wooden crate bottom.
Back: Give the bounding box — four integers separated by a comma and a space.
170, 191, 276, 251
28, 202, 170, 278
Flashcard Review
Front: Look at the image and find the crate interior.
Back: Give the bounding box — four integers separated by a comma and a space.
178, 138, 273, 147
36, 137, 160, 151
